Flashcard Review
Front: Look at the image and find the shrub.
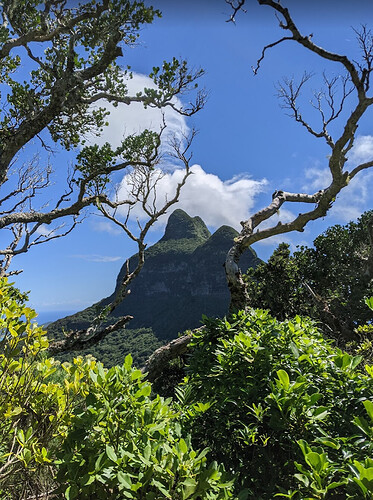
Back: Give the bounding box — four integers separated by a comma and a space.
0, 277, 91, 498
180, 309, 373, 498
0, 278, 233, 499
55, 354, 233, 499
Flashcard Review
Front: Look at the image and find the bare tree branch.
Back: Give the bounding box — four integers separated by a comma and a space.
224, 0, 373, 312
45, 130, 195, 353
48, 315, 133, 355
225, 0, 247, 24
141, 333, 193, 382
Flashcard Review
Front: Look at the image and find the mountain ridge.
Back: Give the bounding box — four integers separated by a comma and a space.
47, 209, 261, 365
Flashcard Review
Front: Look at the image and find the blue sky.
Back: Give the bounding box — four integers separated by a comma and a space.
10, 0, 373, 319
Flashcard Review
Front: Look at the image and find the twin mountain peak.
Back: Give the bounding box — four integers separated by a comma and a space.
50, 209, 260, 343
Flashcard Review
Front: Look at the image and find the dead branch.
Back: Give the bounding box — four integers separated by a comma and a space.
141, 333, 192, 382
225, 0, 247, 23
48, 315, 133, 355
45, 131, 194, 354
224, 0, 373, 312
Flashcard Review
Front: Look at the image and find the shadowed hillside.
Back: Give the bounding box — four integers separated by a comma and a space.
47, 209, 261, 365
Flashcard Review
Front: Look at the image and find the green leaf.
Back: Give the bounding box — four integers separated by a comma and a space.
151, 479, 171, 498
124, 353, 133, 370
350, 355, 363, 370
289, 341, 299, 358
131, 369, 142, 381
277, 369, 290, 390
365, 297, 373, 311
179, 438, 188, 454
354, 416, 372, 436
65, 485, 79, 500
117, 471, 132, 489
312, 407, 329, 420
364, 400, 373, 422
135, 384, 151, 399
143, 443, 152, 461
315, 437, 340, 449
105, 444, 118, 463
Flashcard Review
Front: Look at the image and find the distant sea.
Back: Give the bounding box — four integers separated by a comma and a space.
34, 310, 77, 326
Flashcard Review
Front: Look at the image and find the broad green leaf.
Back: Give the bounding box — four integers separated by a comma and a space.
312, 407, 329, 420
289, 341, 299, 358
124, 353, 133, 370
354, 416, 371, 436
315, 437, 340, 449
143, 443, 152, 461
117, 471, 132, 489
131, 369, 142, 381
179, 438, 188, 454
151, 479, 171, 498
65, 485, 79, 500
365, 297, 373, 311
277, 369, 290, 390
105, 445, 118, 463
363, 400, 373, 422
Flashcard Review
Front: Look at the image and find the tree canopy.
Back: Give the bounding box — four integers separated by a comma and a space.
0, 0, 205, 276
245, 210, 373, 340
224, 0, 373, 311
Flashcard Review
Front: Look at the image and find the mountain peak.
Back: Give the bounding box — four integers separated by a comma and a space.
161, 209, 211, 242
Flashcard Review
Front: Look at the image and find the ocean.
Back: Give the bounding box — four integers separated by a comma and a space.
34, 310, 76, 326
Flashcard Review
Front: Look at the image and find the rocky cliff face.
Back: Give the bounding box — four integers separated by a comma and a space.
48, 209, 261, 341
103, 209, 260, 338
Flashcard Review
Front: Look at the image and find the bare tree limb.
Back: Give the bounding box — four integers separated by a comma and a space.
48, 315, 133, 355
44, 130, 195, 353
224, 0, 373, 312
141, 333, 192, 382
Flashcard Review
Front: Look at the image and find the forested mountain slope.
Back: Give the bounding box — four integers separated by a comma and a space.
47, 209, 261, 365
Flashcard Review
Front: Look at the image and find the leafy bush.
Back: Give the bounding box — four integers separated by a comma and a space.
55, 354, 233, 499
180, 309, 373, 498
244, 211, 373, 339
0, 278, 92, 498
0, 277, 233, 499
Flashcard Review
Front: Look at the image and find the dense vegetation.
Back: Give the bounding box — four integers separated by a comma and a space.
0, 278, 233, 499
1, 0, 373, 496
181, 309, 373, 498
51, 326, 164, 368
245, 211, 373, 342
1, 276, 373, 498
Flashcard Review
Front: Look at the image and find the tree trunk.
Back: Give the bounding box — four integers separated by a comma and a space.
367, 214, 373, 281
225, 244, 249, 313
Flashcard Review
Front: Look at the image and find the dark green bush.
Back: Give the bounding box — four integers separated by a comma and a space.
244, 211, 373, 340
56, 354, 234, 499
180, 309, 373, 499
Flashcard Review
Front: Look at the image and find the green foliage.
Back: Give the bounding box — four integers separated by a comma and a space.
0, 277, 93, 497
0, 278, 232, 498
55, 327, 164, 369
0, 0, 160, 149
180, 309, 373, 498
245, 242, 311, 320
56, 353, 233, 499
245, 211, 373, 338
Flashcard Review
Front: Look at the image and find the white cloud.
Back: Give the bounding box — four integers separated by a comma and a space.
35, 224, 57, 237
92, 220, 121, 235
347, 135, 373, 164
87, 73, 188, 149
71, 254, 121, 263
302, 167, 331, 192
116, 164, 267, 230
